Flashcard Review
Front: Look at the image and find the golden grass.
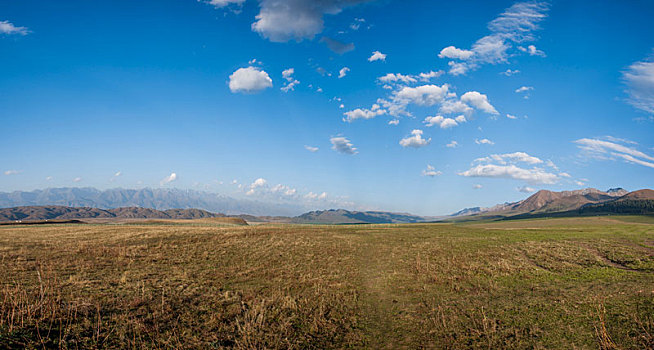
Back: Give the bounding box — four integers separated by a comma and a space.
0, 219, 652, 348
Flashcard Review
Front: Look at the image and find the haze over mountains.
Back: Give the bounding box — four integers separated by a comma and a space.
0, 187, 652, 224
0, 187, 309, 216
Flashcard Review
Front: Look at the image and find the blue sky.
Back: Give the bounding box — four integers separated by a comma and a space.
1, 0, 653, 215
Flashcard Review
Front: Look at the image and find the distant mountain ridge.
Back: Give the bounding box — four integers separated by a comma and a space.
450, 187, 654, 220
0, 206, 224, 222
0, 187, 309, 216
292, 209, 429, 224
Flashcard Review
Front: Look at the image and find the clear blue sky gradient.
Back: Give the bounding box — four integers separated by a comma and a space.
1, 0, 653, 215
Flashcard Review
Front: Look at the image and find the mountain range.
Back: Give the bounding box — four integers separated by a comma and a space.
0, 187, 309, 216
0, 187, 652, 224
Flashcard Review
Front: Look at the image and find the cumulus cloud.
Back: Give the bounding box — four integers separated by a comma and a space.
518, 44, 545, 56
438, 1, 549, 75
422, 164, 442, 177
459, 164, 558, 184
461, 149, 561, 185
160, 173, 177, 185
250, 0, 376, 42
418, 70, 444, 81
378, 73, 417, 84
321, 37, 355, 54
424, 115, 459, 129
388, 119, 399, 125
475, 138, 495, 145
304, 145, 319, 152
338, 67, 350, 78
515, 86, 533, 93
622, 55, 654, 116
3, 170, 20, 175
73, 177, 83, 183
446, 140, 459, 148
229, 66, 273, 93
439, 46, 475, 60
575, 137, 654, 169
368, 50, 386, 62
281, 67, 300, 92
461, 91, 499, 115
399, 129, 430, 148
473, 184, 483, 189
506, 113, 518, 119
330, 136, 358, 154
501, 69, 520, 76
0, 20, 29, 35
343, 103, 386, 122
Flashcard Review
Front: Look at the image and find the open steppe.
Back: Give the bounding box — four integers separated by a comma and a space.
1, 217, 653, 348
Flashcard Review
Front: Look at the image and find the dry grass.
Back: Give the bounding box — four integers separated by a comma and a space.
0, 217, 653, 348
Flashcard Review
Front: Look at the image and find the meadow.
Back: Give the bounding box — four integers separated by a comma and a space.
0, 216, 652, 349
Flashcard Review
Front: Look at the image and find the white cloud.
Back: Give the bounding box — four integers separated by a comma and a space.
446, 140, 458, 148
473, 184, 483, 189
229, 67, 273, 93
418, 70, 444, 81
461, 91, 499, 115
438, 46, 474, 60
394, 84, 449, 107
424, 115, 458, 129
518, 44, 546, 57
160, 173, 177, 185
368, 50, 386, 62
515, 86, 533, 93
338, 67, 350, 78
3, 170, 20, 175
399, 129, 430, 148
439, 99, 473, 115
250, 0, 376, 42
378, 73, 417, 84
110, 171, 122, 182
475, 138, 494, 145
73, 177, 83, 183
45, 176, 53, 181
343, 104, 386, 122
339, 104, 345, 108
304, 145, 319, 152
281, 67, 300, 92
622, 55, 654, 116
501, 69, 520, 76
330, 136, 358, 154
517, 186, 536, 193
0, 20, 29, 35
575, 137, 654, 169
204, 0, 245, 8
506, 113, 518, 119
459, 164, 558, 184
439, 1, 549, 75
388, 119, 399, 125
422, 165, 442, 177
475, 152, 543, 165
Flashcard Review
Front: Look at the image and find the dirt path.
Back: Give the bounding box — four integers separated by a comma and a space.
353, 230, 419, 348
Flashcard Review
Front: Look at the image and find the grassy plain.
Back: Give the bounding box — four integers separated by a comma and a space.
0, 216, 652, 349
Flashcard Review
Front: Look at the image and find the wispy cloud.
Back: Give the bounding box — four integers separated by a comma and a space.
622, 53, 654, 117
368, 51, 386, 62
438, 1, 550, 75
304, 145, 319, 152
0, 20, 29, 35
422, 165, 442, 177
575, 137, 654, 168
3, 170, 20, 176
160, 172, 178, 185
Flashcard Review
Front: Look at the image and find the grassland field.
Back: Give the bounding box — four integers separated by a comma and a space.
0, 216, 653, 349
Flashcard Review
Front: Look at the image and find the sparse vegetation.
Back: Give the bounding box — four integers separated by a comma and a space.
1, 217, 652, 348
